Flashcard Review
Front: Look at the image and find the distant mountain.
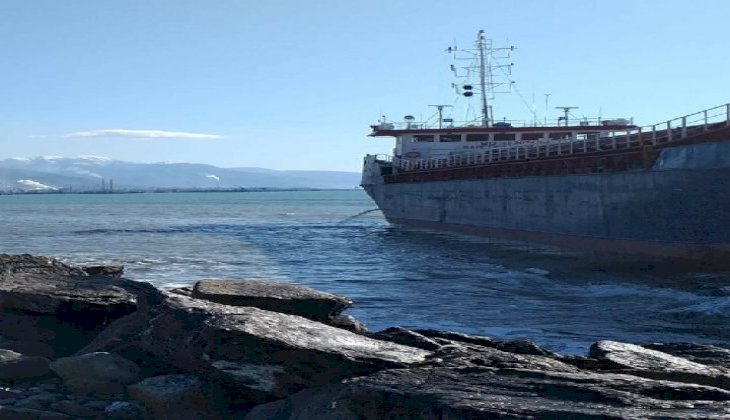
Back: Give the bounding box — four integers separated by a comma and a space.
0, 157, 361, 192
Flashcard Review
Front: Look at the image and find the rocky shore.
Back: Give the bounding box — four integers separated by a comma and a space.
1, 254, 729, 419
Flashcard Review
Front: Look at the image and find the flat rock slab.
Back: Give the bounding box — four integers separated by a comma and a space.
139, 294, 429, 396
246, 366, 730, 419
590, 340, 730, 390
0, 254, 86, 279
191, 279, 352, 322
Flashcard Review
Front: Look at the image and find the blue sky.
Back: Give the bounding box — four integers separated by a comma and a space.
1, 0, 728, 171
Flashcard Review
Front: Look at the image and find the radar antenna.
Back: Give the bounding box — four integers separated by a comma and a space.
555, 106, 579, 127
428, 104, 453, 129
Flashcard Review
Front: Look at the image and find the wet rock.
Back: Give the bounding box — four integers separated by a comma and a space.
246, 366, 730, 419
415, 329, 555, 356
81, 265, 124, 277
0, 254, 86, 278
127, 374, 206, 415
372, 327, 442, 351
643, 342, 730, 369
50, 400, 101, 417
327, 314, 368, 334
138, 294, 429, 396
0, 265, 145, 316
589, 340, 730, 390
0, 406, 69, 419
103, 401, 146, 419
167, 286, 193, 297
49, 352, 140, 396
0, 256, 162, 357
191, 279, 352, 322
13, 393, 62, 410
0, 349, 50, 380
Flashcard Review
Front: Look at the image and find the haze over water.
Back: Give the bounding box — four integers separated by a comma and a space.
1, 190, 728, 354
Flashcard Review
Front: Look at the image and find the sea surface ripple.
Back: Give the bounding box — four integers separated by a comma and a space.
1, 190, 729, 354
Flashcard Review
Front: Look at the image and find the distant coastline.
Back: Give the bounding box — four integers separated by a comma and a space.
0, 187, 361, 195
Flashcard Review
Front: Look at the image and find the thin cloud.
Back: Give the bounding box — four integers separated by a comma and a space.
17, 179, 57, 190
65, 129, 223, 140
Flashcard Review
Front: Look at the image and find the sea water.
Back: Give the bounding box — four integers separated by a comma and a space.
1, 190, 728, 354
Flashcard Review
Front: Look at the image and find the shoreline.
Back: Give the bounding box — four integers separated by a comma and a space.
1, 253, 729, 418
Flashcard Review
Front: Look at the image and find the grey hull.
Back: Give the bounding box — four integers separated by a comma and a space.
363, 141, 730, 264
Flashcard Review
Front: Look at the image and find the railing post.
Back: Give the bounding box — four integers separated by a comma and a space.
681, 117, 687, 138
727, 104, 730, 127
652, 125, 657, 145
611, 133, 617, 150
667, 121, 672, 142
583, 138, 587, 153
637, 127, 642, 146
704, 110, 709, 131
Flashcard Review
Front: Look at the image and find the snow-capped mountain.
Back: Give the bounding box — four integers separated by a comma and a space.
0, 156, 361, 191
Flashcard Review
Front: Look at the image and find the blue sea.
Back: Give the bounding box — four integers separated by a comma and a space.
1, 190, 729, 354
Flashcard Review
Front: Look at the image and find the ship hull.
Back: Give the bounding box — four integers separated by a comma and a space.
363, 141, 730, 266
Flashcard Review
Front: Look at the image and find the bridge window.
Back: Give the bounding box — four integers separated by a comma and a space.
439, 134, 462, 142
521, 133, 544, 141
493, 133, 516, 141
466, 133, 491, 142
413, 135, 434, 142
548, 132, 572, 140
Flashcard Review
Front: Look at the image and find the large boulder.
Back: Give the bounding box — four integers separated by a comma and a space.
191, 279, 352, 322
49, 352, 140, 396
590, 340, 730, 390
136, 294, 430, 397
0, 255, 162, 357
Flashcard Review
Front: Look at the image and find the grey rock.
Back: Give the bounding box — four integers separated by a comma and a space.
0, 349, 50, 380
13, 393, 62, 410
82, 400, 111, 410
245, 366, 730, 419
0, 255, 162, 357
81, 265, 124, 277
50, 400, 100, 417
589, 340, 730, 390
49, 352, 140, 396
327, 314, 368, 334
0, 254, 85, 278
191, 279, 351, 321
372, 327, 442, 351
167, 286, 193, 297
416, 328, 555, 356
103, 401, 146, 419
0, 265, 145, 316
138, 294, 430, 396
0, 336, 55, 359
0, 406, 69, 419
127, 374, 206, 414
643, 342, 730, 369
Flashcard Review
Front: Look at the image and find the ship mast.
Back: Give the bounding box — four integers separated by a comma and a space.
477, 30, 490, 127
449, 30, 514, 128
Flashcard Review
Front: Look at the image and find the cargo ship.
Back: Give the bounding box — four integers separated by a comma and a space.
361, 30, 730, 266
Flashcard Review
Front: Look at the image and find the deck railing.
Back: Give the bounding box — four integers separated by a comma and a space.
382, 103, 730, 172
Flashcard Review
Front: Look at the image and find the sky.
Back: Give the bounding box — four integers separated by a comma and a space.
1, 0, 729, 172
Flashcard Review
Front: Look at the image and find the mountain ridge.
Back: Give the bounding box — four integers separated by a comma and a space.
0, 157, 361, 191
